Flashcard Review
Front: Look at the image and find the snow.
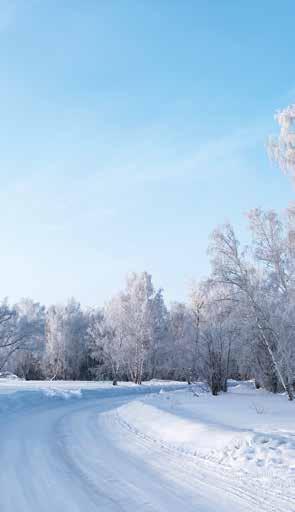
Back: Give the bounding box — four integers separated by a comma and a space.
0, 379, 294, 511
0, 371, 22, 380
115, 381, 295, 477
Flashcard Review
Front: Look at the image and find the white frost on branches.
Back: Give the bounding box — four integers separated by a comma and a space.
268, 104, 295, 175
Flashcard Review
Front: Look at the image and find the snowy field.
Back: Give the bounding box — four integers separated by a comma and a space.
0, 378, 294, 511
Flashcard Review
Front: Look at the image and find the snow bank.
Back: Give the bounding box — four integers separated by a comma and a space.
117, 400, 240, 457
115, 381, 295, 477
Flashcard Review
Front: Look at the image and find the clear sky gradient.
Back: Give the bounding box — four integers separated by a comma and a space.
1, 0, 295, 306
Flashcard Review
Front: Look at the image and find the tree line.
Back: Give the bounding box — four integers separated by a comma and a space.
1, 206, 294, 400
1, 103, 295, 399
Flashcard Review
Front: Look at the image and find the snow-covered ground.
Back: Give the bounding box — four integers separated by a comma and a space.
0, 379, 294, 511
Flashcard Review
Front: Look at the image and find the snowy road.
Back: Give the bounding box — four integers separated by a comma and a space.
0, 385, 294, 512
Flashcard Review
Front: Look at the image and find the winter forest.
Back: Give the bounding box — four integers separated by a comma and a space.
2, 105, 295, 400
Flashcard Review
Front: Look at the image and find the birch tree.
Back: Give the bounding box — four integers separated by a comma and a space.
210, 223, 294, 400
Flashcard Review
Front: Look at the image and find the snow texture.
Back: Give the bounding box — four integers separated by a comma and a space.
0, 378, 294, 511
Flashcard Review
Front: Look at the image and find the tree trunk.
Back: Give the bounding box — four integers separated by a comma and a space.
256, 319, 293, 400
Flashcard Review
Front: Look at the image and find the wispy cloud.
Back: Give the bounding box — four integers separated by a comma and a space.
121, 121, 267, 184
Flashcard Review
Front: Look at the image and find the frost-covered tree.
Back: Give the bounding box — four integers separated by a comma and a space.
197, 282, 239, 395
119, 272, 162, 384
0, 299, 43, 373
44, 299, 88, 380
86, 308, 107, 379
168, 302, 196, 383
189, 286, 205, 380
44, 304, 65, 379
8, 299, 45, 379
248, 208, 293, 294
87, 272, 168, 384
247, 208, 295, 396
145, 287, 169, 379
268, 104, 295, 177
88, 299, 127, 384
209, 222, 294, 400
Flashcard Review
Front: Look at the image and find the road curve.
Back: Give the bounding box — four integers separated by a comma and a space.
0, 389, 292, 512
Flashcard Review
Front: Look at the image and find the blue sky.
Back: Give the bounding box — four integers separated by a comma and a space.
1, 0, 295, 306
